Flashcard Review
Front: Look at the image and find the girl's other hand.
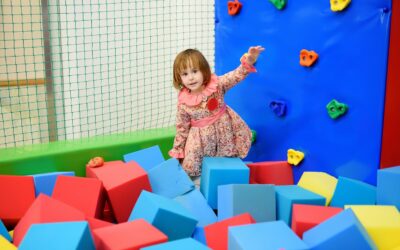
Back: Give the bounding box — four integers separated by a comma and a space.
246, 46, 265, 65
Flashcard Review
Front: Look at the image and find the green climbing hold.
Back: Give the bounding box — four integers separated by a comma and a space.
269, 0, 286, 10
326, 99, 348, 119
251, 130, 257, 144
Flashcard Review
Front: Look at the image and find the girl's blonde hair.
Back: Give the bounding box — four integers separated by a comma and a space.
173, 49, 211, 90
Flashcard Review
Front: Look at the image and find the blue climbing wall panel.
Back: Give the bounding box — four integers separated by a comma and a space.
215, 0, 392, 185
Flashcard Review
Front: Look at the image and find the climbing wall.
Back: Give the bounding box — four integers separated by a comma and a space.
215, 0, 392, 185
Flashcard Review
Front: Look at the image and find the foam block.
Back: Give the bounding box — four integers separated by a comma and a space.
303, 209, 377, 249
19, 221, 95, 250
346, 205, 400, 250
297, 171, 338, 205
52, 175, 105, 218
129, 190, 198, 241
275, 185, 325, 226
0, 219, 11, 242
192, 227, 207, 245
93, 219, 167, 249
148, 158, 194, 199
330, 176, 376, 208
141, 238, 211, 250
31, 171, 75, 197
201, 157, 249, 209
0, 236, 16, 250
291, 204, 343, 238
0, 175, 35, 228
86, 217, 114, 248
123, 145, 165, 171
86, 160, 152, 223
377, 166, 400, 210
173, 189, 217, 227
204, 213, 255, 250
228, 220, 308, 250
218, 184, 276, 222
13, 194, 86, 246
246, 161, 294, 185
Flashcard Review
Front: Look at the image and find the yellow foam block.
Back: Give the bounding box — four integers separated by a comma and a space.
346, 205, 400, 250
8, 230, 13, 239
0, 235, 17, 250
297, 172, 337, 205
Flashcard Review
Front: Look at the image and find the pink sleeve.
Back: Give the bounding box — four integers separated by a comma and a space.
218, 63, 257, 93
169, 105, 190, 159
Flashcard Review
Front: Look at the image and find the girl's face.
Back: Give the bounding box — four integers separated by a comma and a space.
179, 65, 204, 94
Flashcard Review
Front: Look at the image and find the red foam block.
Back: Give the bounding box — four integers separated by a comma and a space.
204, 213, 255, 250
52, 175, 105, 218
93, 219, 168, 250
291, 204, 343, 238
13, 194, 86, 246
86, 161, 152, 223
0, 175, 35, 228
247, 161, 294, 185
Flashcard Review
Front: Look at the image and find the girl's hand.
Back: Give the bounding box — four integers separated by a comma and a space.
246, 46, 265, 65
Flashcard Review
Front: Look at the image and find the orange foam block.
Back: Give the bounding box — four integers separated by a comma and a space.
93, 219, 168, 249
204, 213, 255, 250
0, 175, 35, 228
246, 161, 294, 185
291, 204, 343, 238
86, 161, 152, 223
52, 175, 105, 218
13, 194, 86, 246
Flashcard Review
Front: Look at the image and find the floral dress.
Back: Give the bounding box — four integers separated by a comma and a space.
169, 64, 255, 176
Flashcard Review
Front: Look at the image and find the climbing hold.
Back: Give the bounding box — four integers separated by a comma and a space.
86, 157, 104, 168
300, 49, 319, 67
326, 99, 348, 119
330, 0, 351, 12
228, 0, 242, 16
287, 149, 304, 166
269, 0, 286, 10
251, 130, 257, 143
269, 100, 287, 117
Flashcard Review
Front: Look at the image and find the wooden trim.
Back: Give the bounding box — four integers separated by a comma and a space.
0, 78, 46, 87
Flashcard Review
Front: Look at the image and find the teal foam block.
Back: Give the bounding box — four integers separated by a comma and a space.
31, 171, 75, 197
218, 184, 276, 222
148, 158, 194, 199
275, 185, 325, 226
174, 189, 217, 227
330, 176, 376, 208
201, 157, 250, 209
141, 238, 211, 250
123, 145, 165, 172
129, 190, 198, 241
303, 209, 377, 249
377, 166, 400, 210
228, 220, 308, 250
0, 219, 11, 242
19, 221, 95, 250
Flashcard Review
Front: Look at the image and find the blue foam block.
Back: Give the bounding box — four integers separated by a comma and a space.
377, 166, 400, 210
0, 219, 11, 242
31, 171, 75, 197
141, 238, 210, 250
303, 209, 377, 249
218, 184, 276, 222
148, 158, 194, 198
228, 220, 308, 250
19, 221, 95, 250
200, 157, 250, 209
129, 190, 198, 241
275, 185, 325, 226
192, 226, 207, 245
174, 189, 217, 227
123, 145, 165, 172
330, 176, 376, 208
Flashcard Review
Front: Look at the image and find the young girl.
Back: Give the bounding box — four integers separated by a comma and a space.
169, 46, 265, 181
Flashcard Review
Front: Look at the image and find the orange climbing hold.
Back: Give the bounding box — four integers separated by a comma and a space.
228, 0, 242, 16
299, 49, 319, 67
